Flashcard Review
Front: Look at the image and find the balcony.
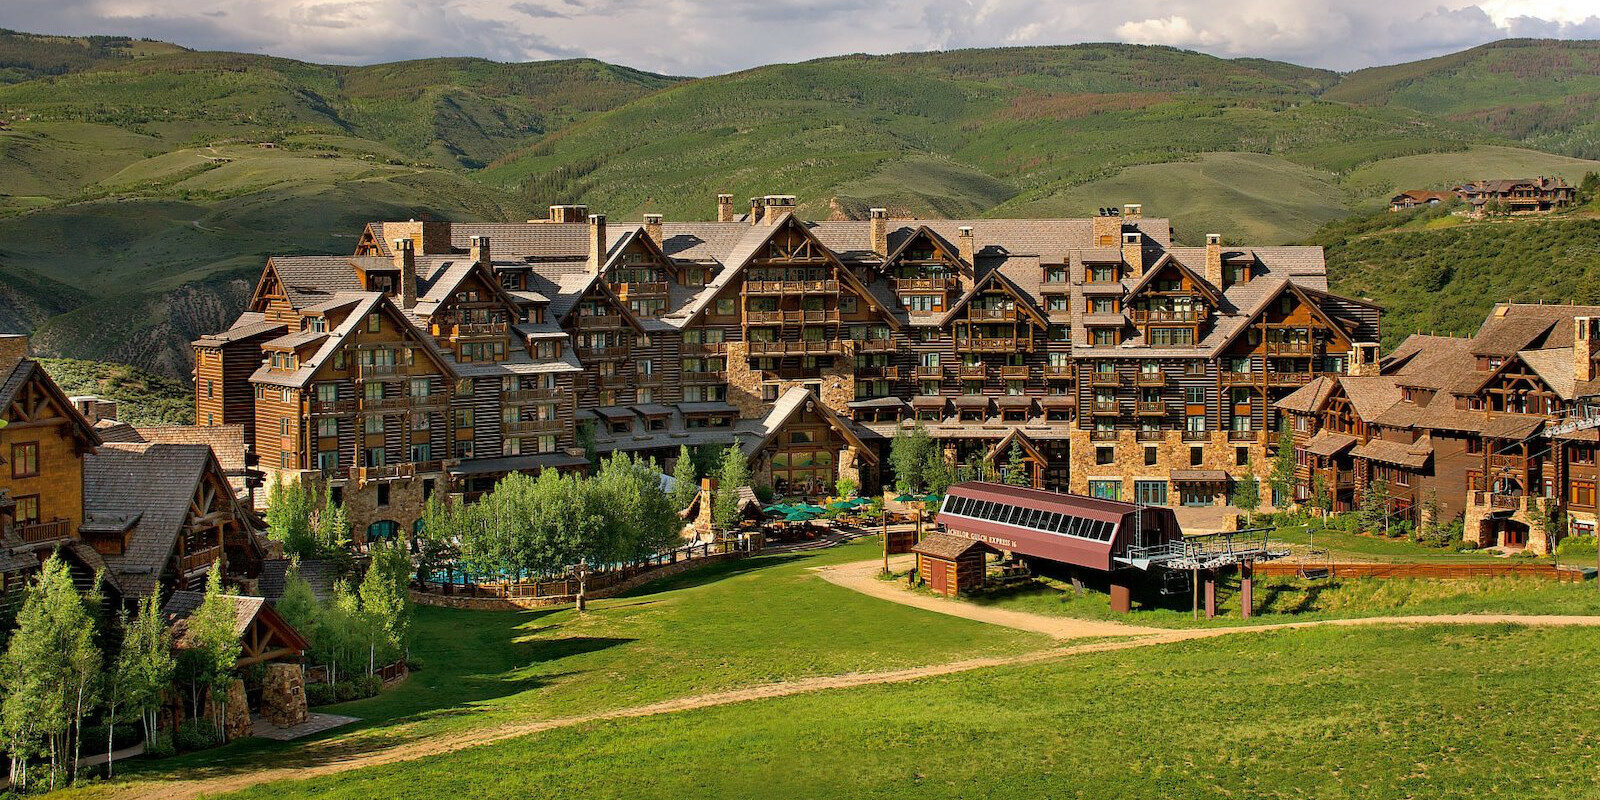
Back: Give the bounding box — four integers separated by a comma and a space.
356, 362, 402, 380
913, 365, 944, 380
682, 371, 726, 384
1182, 429, 1210, 442
1088, 370, 1121, 387
1136, 429, 1165, 442
1474, 492, 1534, 511
746, 339, 844, 357
745, 279, 838, 295
1090, 401, 1122, 415
1043, 364, 1075, 380
1135, 401, 1170, 416
361, 395, 414, 412
1133, 370, 1167, 387
614, 281, 668, 299
1090, 429, 1119, 442
16, 518, 71, 545
503, 387, 561, 403
178, 545, 223, 574
955, 337, 1027, 353
956, 363, 987, 380
597, 373, 631, 389
854, 337, 897, 353
967, 307, 1014, 322
1489, 454, 1527, 471
636, 371, 664, 386
1128, 308, 1202, 324
351, 463, 415, 482
503, 419, 565, 435
1228, 430, 1260, 443
1264, 340, 1316, 357
1000, 365, 1029, 380
681, 341, 726, 355
455, 321, 508, 337
746, 309, 841, 325
1220, 371, 1256, 386
574, 314, 624, 331
576, 345, 630, 361
858, 365, 900, 380
311, 398, 357, 414
895, 277, 958, 293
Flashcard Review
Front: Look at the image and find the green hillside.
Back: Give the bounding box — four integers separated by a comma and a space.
36, 357, 193, 425
1326, 39, 1600, 158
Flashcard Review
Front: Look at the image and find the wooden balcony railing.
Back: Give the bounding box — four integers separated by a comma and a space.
1228, 430, 1260, 443
1264, 340, 1315, 356
1128, 309, 1202, 324
1090, 401, 1121, 415
957, 364, 987, 380
1136, 429, 1165, 442
1135, 401, 1170, 416
894, 277, 958, 293
503, 419, 565, 435
746, 309, 841, 325
356, 362, 402, 380
597, 373, 630, 389
746, 339, 844, 357
913, 365, 944, 380
681, 341, 726, 355
576, 345, 630, 360
1043, 364, 1075, 380
1090, 429, 1119, 441
614, 282, 668, 299
682, 371, 726, 384
1088, 371, 1121, 387
311, 399, 357, 414
574, 314, 624, 331
854, 337, 897, 353
955, 337, 1027, 353
1489, 454, 1527, 470
503, 387, 561, 403
178, 545, 223, 574
1133, 370, 1167, 387
999, 365, 1029, 380
745, 279, 838, 295
1220, 371, 1256, 386
16, 518, 71, 544
1182, 429, 1210, 442
455, 321, 508, 337
966, 307, 1014, 321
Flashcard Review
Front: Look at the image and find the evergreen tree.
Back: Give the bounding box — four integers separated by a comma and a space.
924, 452, 954, 497
1004, 444, 1029, 487
713, 441, 750, 532
1358, 480, 1389, 534
1269, 418, 1296, 509
266, 476, 317, 559
670, 445, 700, 511
315, 484, 351, 555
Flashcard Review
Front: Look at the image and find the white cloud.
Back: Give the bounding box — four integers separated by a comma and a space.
0, 0, 1594, 75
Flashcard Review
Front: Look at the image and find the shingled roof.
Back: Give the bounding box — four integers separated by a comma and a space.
83, 443, 225, 597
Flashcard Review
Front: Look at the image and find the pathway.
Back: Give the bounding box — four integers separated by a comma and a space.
96, 558, 1600, 800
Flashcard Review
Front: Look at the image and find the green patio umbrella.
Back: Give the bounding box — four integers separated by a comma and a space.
826, 500, 853, 511
783, 509, 819, 521
762, 504, 791, 515
893, 493, 917, 503
799, 503, 828, 514
846, 497, 870, 507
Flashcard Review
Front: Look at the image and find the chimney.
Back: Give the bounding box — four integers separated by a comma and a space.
643, 213, 664, 245
1122, 231, 1143, 276
1205, 233, 1224, 289
394, 238, 417, 308
717, 194, 735, 222
1122, 203, 1143, 220
763, 195, 795, 224
1349, 343, 1382, 377
0, 334, 30, 364
957, 226, 975, 265
869, 208, 888, 257
1576, 317, 1600, 383
70, 396, 118, 424
545, 204, 589, 224
588, 214, 607, 274
1090, 207, 1121, 247
469, 235, 491, 268
748, 197, 764, 225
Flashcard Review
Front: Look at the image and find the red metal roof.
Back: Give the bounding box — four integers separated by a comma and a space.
935, 482, 1180, 572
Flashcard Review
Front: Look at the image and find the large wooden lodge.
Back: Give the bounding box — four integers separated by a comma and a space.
192, 196, 1383, 539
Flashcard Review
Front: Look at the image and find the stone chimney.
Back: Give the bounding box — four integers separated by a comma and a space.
869, 208, 888, 257
394, 238, 417, 308
469, 235, 491, 268
0, 334, 30, 364
1090, 208, 1121, 247
70, 395, 118, 424
643, 213, 664, 245
1348, 343, 1382, 377
957, 226, 975, 265
588, 214, 607, 274
763, 195, 795, 223
748, 197, 764, 225
545, 204, 589, 224
1122, 231, 1143, 276
1205, 233, 1224, 289
717, 194, 735, 222
1123, 203, 1143, 220
1576, 317, 1600, 382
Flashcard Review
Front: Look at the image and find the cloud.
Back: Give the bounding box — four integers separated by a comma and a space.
0, 0, 1595, 76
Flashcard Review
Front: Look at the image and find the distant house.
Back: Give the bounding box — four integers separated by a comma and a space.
1388, 190, 1456, 212
1455, 177, 1574, 213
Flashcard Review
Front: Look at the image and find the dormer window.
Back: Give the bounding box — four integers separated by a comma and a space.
1089, 264, 1118, 283
307, 317, 326, 333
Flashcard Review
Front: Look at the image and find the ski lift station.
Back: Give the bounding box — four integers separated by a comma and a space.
928, 482, 1286, 616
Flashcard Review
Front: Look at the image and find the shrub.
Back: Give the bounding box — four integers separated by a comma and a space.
753, 484, 774, 504
1556, 534, 1597, 559
334, 681, 359, 701
355, 674, 383, 698
145, 731, 176, 759
174, 720, 220, 753
306, 682, 337, 706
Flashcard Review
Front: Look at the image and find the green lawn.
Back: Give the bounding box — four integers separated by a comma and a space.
1269, 522, 1507, 563
209, 623, 1600, 800
104, 540, 1046, 780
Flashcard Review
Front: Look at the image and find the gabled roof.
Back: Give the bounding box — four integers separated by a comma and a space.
882, 225, 970, 273
1, 358, 103, 449
164, 590, 311, 653
938, 266, 1049, 329
985, 428, 1046, 464
250, 293, 458, 388
1122, 252, 1223, 306
740, 386, 878, 464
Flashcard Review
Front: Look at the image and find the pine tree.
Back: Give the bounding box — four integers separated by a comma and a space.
315, 484, 351, 555
670, 445, 699, 511
713, 441, 750, 532
266, 475, 317, 558
1004, 444, 1029, 486
1358, 480, 1389, 534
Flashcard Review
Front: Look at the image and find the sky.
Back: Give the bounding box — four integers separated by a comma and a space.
1, 0, 1597, 77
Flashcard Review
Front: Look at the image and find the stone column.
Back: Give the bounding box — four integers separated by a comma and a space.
206, 679, 252, 741
262, 663, 309, 728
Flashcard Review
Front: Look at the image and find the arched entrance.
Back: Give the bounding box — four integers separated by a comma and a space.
366, 519, 400, 544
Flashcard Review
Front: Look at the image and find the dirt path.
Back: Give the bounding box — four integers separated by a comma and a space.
96, 558, 1600, 800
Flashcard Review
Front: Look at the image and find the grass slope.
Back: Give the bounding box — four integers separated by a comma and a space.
36, 357, 193, 425
207, 623, 1600, 800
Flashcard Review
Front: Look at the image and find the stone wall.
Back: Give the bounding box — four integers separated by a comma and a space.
721, 340, 859, 421
410, 551, 746, 611
1066, 429, 1268, 504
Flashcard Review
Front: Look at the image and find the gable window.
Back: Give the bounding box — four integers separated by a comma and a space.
367, 314, 381, 333
9, 442, 39, 479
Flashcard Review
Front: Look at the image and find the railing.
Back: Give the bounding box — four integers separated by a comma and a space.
1264, 340, 1315, 356
1000, 365, 1029, 380
1182, 429, 1210, 441
1089, 371, 1121, 387
746, 339, 844, 356
504, 419, 565, 435
682, 340, 727, 355
1228, 429, 1259, 442
1267, 372, 1314, 386
1090, 429, 1119, 441
503, 387, 561, 403
455, 321, 508, 336
596, 373, 631, 389
361, 395, 414, 411
1128, 309, 1202, 324
1136, 429, 1165, 442
745, 279, 838, 294
16, 518, 71, 544
614, 281, 668, 298
1133, 371, 1167, 387
682, 371, 726, 384
574, 314, 623, 331
636, 372, 664, 386
746, 309, 841, 325
1043, 364, 1075, 379
967, 307, 1013, 321
895, 277, 958, 293
1090, 401, 1121, 415
352, 463, 414, 482
957, 364, 987, 380
1135, 401, 1170, 416
1489, 454, 1526, 470
357, 362, 402, 380
913, 365, 943, 380
854, 337, 896, 353
858, 366, 900, 380
956, 337, 1026, 353
1220, 371, 1256, 386
576, 345, 630, 360
311, 399, 357, 414
178, 545, 223, 573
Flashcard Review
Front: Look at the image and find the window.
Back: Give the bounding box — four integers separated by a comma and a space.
1096, 446, 1115, 466
14, 495, 39, 525
1236, 447, 1250, 466
367, 313, 381, 333
1088, 480, 1120, 501
9, 442, 39, 478
1089, 265, 1117, 283
455, 408, 474, 428
505, 437, 522, 456
1144, 446, 1158, 466
365, 416, 385, 435
1190, 446, 1204, 466
317, 418, 338, 438
316, 451, 338, 471
1091, 328, 1118, 346
715, 298, 737, 316
316, 383, 338, 403
412, 378, 431, 397
1090, 297, 1117, 314
1186, 386, 1205, 406
376, 484, 390, 507
1571, 480, 1596, 508
1135, 480, 1168, 506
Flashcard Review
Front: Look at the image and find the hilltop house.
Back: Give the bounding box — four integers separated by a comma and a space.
1456, 178, 1575, 213
194, 197, 1380, 538
1279, 303, 1600, 553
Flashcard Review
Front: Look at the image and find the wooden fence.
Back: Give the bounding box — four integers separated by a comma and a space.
1254, 561, 1593, 582
416, 538, 751, 599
